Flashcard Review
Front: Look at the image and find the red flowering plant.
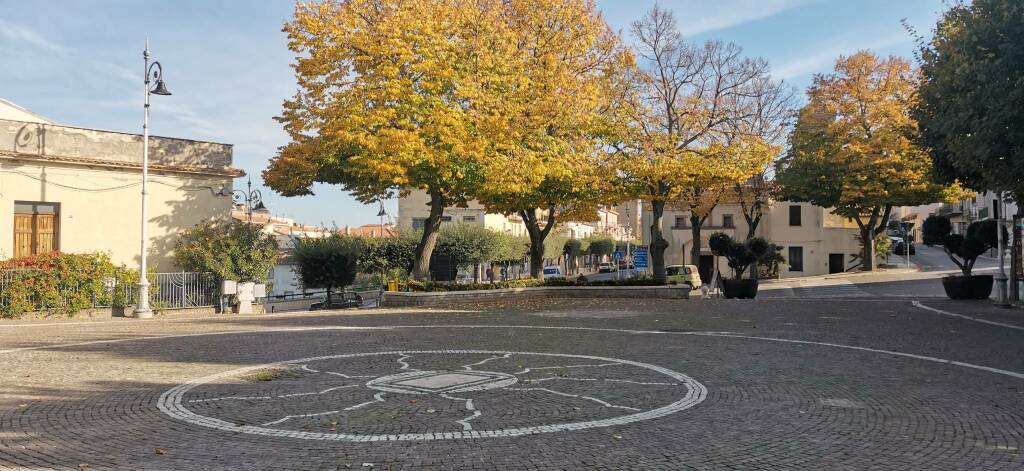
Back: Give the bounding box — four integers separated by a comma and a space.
0, 252, 136, 318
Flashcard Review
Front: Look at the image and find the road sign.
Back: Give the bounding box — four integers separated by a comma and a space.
633, 248, 648, 269
613, 251, 624, 260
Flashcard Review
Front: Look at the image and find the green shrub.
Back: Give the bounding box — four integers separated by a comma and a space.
174, 218, 278, 283
923, 215, 1004, 276
398, 276, 664, 292
293, 234, 363, 303
0, 252, 135, 318
359, 234, 419, 274
709, 233, 774, 279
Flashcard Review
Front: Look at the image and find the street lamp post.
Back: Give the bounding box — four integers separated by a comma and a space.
134, 42, 172, 319
995, 192, 1010, 307
232, 175, 264, 223
377, 200, 388, 237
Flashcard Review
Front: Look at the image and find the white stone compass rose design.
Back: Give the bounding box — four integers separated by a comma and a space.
158, 350, 706, 441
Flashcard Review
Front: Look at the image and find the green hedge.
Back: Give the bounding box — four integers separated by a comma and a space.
400, 277, 664, 292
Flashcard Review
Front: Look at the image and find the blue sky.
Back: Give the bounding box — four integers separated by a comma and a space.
0, 0, 946, 227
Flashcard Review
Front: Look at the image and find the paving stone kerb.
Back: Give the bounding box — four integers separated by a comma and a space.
383, 285, 689, 307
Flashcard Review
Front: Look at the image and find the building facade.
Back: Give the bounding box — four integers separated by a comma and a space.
641, 200, 862, 280
397, 190, 529, 237
0, 102, 242, 270
397, 190, 640, 241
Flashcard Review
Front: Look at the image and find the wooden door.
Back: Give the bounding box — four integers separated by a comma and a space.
14, 214, 33, 258
12, 212, 58, 258
35, 214, 56, 254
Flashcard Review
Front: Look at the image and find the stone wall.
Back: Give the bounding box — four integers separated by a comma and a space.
0, 119, 233, 170
383, 285, 689, 307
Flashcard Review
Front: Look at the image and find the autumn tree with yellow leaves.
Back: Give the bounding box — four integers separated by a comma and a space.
776, 51, 963, 271
266, 0, 635, 281
265, 0, 513, 280
616, 6, 781, 283
474, 0, 633, 278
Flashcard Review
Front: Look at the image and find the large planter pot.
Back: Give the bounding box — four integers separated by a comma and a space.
941, 275, 993, 300
722, 279, 759, 299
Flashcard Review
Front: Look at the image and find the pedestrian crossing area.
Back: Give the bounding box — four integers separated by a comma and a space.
792, 279, 871, 298
761, 278, 871, 298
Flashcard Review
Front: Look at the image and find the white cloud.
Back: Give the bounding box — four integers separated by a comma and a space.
0, 18, 66, 53
671, 0, 822, 36
772, 34, 910, 81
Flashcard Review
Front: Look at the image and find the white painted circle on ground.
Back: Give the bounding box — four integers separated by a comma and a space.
158, 350, 707, 441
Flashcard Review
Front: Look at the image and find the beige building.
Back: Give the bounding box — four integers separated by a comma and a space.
398, 191, 639, 241
397, 190, 530, 237
0, 101, 242, 270
642, 199, 862, 280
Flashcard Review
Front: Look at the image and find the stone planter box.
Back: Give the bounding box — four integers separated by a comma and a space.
383, 285, 689, 307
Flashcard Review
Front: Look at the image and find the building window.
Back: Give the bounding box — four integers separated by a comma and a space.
463, 215, 476, 223
789, 205, 802, 226
412, 218, 427, 230
674, 216, 687, 228
13, 202, 60, 259
722, 214, 734, 228
440, 215, 453, 222
788, 246, 804, 272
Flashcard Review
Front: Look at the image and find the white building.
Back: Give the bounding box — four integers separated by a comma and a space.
231, 208, 334, 297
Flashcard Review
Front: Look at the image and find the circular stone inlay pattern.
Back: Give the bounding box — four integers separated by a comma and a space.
158, 350, 707, 441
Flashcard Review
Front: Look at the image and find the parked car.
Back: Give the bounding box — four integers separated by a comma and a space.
666, 264, 702, 289
618, 260, 634, 270
597, 263, 615, 273
543, 265, 564, 279
891, 237, 916, 255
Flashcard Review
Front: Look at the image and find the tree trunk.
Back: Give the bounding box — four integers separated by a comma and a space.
746, 215, 760, 240
528, 238, 545, 278
522, 207, 557, 279
689, 214, 703, 268
413, 188, 446, 280
856, 205, 891, 272
650, 200, 668, 283
860, 226, 875, 271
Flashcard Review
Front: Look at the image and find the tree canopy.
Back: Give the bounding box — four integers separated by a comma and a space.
776, 51, 956, 270
174, 219, 278, 283
470, 0, 632, 278
615, 6, 782, 282
292, 234, 361, 302
266, 0, 513, 279
913, 0, 1024, 201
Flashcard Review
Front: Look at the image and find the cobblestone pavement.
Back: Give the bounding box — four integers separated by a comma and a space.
1, 298, 1023, 470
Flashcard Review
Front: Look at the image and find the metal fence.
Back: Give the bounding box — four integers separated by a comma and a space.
149, 272, 219, 309
0, 269, 219, 313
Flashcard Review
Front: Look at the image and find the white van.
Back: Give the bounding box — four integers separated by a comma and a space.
542, 265, 564, 279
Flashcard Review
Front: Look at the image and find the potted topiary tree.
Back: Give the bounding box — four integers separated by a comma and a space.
708, 233, 772, 299
922, 215, 1002, 299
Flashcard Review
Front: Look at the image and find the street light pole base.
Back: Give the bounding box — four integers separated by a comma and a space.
133, 307, 154, 319
994, 274, 1011, 308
